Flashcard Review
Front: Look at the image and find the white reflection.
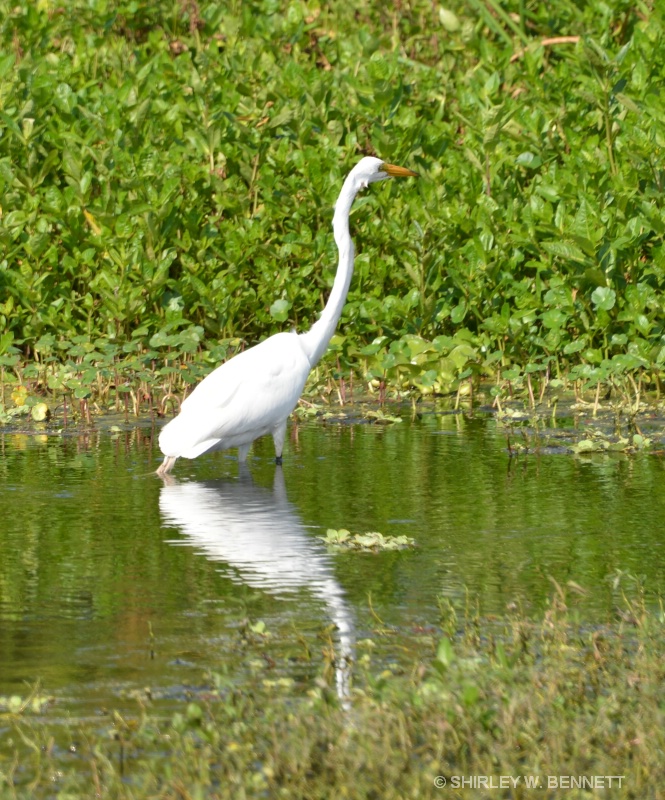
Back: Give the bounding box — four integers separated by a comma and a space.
159, 468, 354, 699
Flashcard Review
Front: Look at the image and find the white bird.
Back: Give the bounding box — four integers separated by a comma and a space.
156, 156, 417, 476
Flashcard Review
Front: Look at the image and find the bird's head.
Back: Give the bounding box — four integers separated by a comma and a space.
351, 156, 418, 190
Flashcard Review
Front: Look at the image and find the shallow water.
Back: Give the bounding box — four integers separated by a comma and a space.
1, 411, 665, 712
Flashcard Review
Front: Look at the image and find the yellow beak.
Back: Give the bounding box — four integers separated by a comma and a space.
383, 162, 419, 178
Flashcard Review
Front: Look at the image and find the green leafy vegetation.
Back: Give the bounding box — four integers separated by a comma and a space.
1, 0, 665, 417
2, 580, 665, 798
321, 527, 416, 550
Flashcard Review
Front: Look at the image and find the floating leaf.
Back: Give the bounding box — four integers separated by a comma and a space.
31, 402, 49, 421
320, 530, 415, 551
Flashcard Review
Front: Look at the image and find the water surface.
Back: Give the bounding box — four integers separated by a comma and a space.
1, 412, 664, 713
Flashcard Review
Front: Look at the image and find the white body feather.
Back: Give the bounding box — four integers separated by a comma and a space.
159, 331, 310, 459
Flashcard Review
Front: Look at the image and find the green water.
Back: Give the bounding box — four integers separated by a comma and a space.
1, 412, 664, 712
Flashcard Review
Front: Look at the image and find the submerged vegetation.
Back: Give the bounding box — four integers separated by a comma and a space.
2, 580, 665, 798
1, 0, 665, 420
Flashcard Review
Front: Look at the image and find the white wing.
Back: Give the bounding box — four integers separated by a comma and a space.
158, 332, 311, 458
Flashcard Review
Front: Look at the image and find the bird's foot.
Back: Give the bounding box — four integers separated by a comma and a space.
156, 455, 177, 477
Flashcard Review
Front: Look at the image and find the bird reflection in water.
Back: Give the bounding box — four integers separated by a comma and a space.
159, 467, 354, 700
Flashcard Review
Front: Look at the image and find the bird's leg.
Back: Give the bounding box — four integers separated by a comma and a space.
238, 461, 253, 481
156, 455, 177, 477
272, 421, 287, 465
237, 443, 251, 462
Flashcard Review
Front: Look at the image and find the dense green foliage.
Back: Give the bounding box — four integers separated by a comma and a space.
1, 0, 665, 399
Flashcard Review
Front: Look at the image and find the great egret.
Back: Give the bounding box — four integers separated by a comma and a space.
157, 156, 417, 476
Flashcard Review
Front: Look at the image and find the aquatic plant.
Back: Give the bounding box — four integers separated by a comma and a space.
2, 579, 664, 798
321, 528, 416, 551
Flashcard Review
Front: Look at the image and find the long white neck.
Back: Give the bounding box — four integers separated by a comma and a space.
299, 173, 360, 366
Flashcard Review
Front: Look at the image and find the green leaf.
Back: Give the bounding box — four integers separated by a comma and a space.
591, 287, 616, 311
516, 152, 542, 169
438, 8, 461, 32
269, 298, 291, 322
542, 241, 587, 262
462, 683, 480, 706
563, 339, 586, 355
450, 300, 467, 325
31, 402, 49, 422
436, 637, 455, 668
